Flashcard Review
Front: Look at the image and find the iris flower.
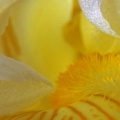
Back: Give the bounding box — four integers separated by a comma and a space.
0, 0, 120, 119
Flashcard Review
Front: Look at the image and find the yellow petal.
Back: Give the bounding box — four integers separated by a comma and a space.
0, 0, 76, 82
0, 55, 54, 115
79, 0, 118, 36
1, 96, 120, 119
80, 13, 120, 54
64, 1, 120, 55
63, 0, 87, 53
0, 0, 20, 35
101, 0, 120, 36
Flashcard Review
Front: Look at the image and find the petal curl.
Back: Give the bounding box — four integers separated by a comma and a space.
0, 55, 54, 115
78, 0, 118, 36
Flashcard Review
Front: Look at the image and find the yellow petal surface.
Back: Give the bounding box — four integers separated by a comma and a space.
64, 0, 120, 55
101, 0, 120, 35
0, 55, 54, 115
80, 13, 120, 54
0, 96, 120, 120
78, 0, 117, 36
0, 0, 20, 35
1, 0, 76, 83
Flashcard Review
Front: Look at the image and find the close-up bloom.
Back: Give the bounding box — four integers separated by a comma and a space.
0, 0, 120, 119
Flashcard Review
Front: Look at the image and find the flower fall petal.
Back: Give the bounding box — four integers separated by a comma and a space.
0, 96, 120, 119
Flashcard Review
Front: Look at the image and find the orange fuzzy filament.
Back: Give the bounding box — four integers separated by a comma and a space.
51, 53, 120, 108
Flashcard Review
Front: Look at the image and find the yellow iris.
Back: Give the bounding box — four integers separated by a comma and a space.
0, 0, 120, 119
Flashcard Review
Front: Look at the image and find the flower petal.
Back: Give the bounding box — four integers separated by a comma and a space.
79, 13, 119, 54
0, 55, 54, 115
101, 0, 120, 36
0, 0, 20, 35
1, 96, 120, 119
7, 0, 76, 82
78, 0, 118, 36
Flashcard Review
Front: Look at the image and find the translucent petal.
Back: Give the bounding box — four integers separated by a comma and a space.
78, 0, 118, 36
0, 55, 54, 115
0, 0, 20, 35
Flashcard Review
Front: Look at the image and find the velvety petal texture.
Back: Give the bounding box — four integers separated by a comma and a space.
0, 55, 53, 115
78, 0, 118, 36
0, 0, 20, 35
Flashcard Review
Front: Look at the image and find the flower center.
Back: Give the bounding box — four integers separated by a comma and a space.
51, 53, 120, 108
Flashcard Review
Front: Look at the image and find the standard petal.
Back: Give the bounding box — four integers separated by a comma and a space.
6, 0, 76, 82
64, 0, 120, 55
78, 0, 118, 36
0, 0, 20, 35
79, 13, 120, 54
0, 55, 54, 115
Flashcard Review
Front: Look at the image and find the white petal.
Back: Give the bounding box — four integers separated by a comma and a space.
0, 0, 20, 35
78, 0, 118, 36
0, 55, 54, 115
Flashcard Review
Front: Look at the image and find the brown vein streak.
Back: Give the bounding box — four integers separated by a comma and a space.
96, 94, 120, 107
8, 111, 36, 120
27, 111, 39, 120
68, 106, 87, 120
86, 101, 115, 120
38, 111, 47, 120
50, 110, 58, 120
